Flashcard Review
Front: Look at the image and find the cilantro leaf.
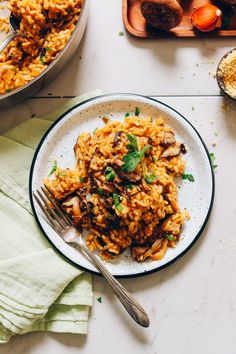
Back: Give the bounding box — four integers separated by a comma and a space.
113, 193, 123, 211
105, 166, 116, 182
48, 161, 57, 176
96, 296, 102, 303
122, 145, 151, 173
125, 112, 130, 117
80, 177, 85, 182
209, 152, 218, 170
165, 233, 174, 241
126, 133, 139, 152
135, 107, 140, 116
182, 173, 195, 182
145, 174, 158, 184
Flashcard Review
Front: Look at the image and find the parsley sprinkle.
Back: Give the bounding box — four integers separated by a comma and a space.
209, 152, 218, 170
192, 106, 195, 111
125, 112, 130, 117
113, 193, 123, 212
182, 173, 195, 182
126, 133, 139, 152
98, 187, 104, 196
80, 177, 85, 183
96, 296, 102, 303
58, 171, 67, 177
105, 166, 116, 182
118, 31, 124, 36
39, 54, 45, 65
145, 174, 158, 184
122, 182, 133, 190
135, 106, 140, 116
165, 233, 174, 241
5, 88, 12, 93
122, 145, 151, 173
48, 161, 57, 176
45, 45, 53, 52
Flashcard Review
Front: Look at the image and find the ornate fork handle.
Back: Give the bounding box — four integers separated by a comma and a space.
72, 236, 150, 328
0, 31, 21, 54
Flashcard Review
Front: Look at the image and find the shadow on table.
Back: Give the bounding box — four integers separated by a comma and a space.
126, 34, 235, 66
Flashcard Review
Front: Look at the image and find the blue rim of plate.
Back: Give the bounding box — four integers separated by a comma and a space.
29, 93, 215, 278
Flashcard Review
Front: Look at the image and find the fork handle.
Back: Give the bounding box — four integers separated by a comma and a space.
0, 31, 20, 54
72, 237, 150, 328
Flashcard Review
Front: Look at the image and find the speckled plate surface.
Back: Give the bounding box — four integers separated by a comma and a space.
29, 94, 215, 278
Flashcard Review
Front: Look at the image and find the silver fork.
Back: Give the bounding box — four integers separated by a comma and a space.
33, 186, 150, 328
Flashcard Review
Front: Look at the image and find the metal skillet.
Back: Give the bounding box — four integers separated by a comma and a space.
0, 0, 88, 109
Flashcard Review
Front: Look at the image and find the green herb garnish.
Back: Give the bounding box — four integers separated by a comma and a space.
118, 31, 124, 36
165, 233, 174, 241
113, 193, 123, 211
122, 182, 133, 190
209, 152, 218, 170
126, 133, 139, 152
125, 112, 130, 117
192, 106, 195, 111
98, 187, 104, 196
105, 166, 116, 182
5, 88, 12, 93
58, 171, 67, 177
182, 173, 195, 182
96, 296, 102, 303
80, 177, 85, 183
122, 145, 151, 173
145, 174, 158, 184
48, 161, 57, 176
135, 106, 140, 116
45, 45, 53, 52
39, 54, 45, 65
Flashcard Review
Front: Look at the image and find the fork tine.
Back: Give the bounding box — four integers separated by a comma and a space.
37, 189, 67, 230
33, 192, 63, 233
42, 185, 73, 226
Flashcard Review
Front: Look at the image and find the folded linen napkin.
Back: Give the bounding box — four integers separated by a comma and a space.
0, 90, 101, 343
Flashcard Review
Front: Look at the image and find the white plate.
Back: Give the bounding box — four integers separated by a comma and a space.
30, 94, 214, 277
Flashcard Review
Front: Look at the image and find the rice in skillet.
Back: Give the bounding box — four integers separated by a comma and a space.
0, 0, 83, 94
45, 114, 190, 262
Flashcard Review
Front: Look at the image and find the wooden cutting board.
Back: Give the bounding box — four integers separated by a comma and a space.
122, 0, 236, 37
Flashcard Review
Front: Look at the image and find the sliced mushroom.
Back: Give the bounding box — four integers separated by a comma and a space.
102, 183, 116, 193
112, 131, 123, 148
161, 131, 176, 147
62, 196, 81, 224
131, 246, 149, 261
160, 144, 181, 159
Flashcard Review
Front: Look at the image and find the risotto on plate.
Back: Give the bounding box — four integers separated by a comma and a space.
44, 114, 190, 262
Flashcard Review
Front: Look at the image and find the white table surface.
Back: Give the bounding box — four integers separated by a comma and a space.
1, 0, 236, 353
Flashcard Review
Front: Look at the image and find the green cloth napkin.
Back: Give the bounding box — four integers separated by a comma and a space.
0, 90, 101, 343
